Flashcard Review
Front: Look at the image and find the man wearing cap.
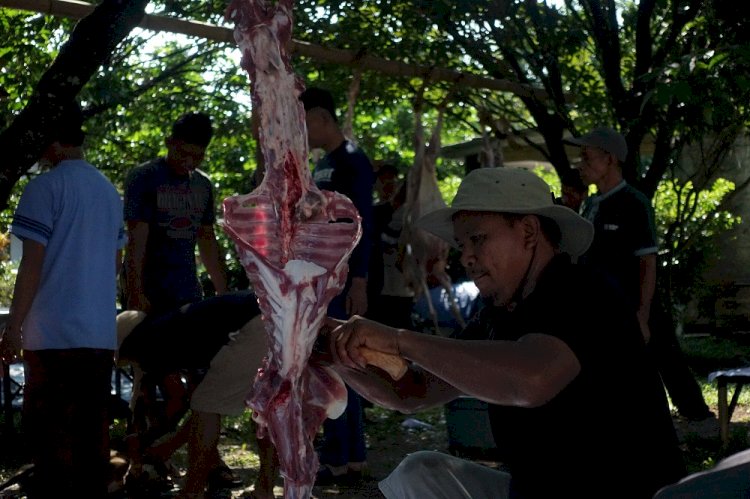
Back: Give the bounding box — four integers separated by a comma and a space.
299, 86, 375, 484
325, 167, 685, 498
0, 101, 126, 498
567, 127, 713, 421
566, 127, 656, 340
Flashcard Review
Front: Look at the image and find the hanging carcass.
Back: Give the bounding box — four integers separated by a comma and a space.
222, 1, 404, 497
398, 88, 467, 334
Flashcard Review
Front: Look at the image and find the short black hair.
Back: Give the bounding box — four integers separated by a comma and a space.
376, 163, 400, 178
299, 87, 338, 122
171, 112, 213, 147
50, 100, 85, 147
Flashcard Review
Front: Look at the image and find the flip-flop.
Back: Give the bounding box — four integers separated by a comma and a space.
207, 463, 243, 490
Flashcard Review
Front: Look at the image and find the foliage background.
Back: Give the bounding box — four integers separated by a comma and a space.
0, 0, 749, 324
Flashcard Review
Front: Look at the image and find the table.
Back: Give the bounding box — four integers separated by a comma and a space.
708, 367, 750, 447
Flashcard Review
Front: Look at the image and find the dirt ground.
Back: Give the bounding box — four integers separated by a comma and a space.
213, 405, 750, 499
226, 405, 750, 499
1, 403, 748, 499
224, 407, 452, 499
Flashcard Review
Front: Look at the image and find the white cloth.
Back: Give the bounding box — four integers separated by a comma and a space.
378, 451, 511, 499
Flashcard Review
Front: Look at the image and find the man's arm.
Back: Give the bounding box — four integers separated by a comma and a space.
0, 239, 45, 362
124, 220, 151, 312
633, 192, 658, 344
344, 155, 374, 316
346, 276, 368, 317
197, 224, 228, 295
116, 248, 123, 278
328, 316, 581, 413
333, 358, 460, 414
638, 253, 657, 343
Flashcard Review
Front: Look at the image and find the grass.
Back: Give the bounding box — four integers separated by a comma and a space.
666, 334, 750, 473
679, 334, 750, 413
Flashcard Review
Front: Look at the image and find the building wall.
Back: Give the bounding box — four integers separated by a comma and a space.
681, 134, 750, 331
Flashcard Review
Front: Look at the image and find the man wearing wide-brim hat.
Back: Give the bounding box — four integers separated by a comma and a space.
324, 167, 686, 498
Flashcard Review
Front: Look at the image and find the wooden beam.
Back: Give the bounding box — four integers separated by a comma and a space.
1, 0, 551, 101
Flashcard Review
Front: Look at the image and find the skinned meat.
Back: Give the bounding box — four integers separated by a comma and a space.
223, 1, 358, 497
399, 97, 466, 332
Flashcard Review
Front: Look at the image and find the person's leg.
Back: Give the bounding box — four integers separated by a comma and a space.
345, 387, 367, 474
378, 451, 511, 499
391, 296, 416, 330
318, 384, 366, 483
187, 316, 272, 495
178, 413, 279, 499
319, 289, 354, 479
124, 368, 194, 489
179, 411, 222, 498
649, 303, 712, 419
252, 418, 280, 499
22, 349, 70, 498
652, 338, 712, 419
69, 349, 114, 499
23, 349, 112, 499
319, 409, 350, 478
159, 370, 192, 430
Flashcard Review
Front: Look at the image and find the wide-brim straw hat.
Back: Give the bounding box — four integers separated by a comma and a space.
415, 167, 594, 257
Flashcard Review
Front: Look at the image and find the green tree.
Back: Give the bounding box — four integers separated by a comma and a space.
654, 177, 742, 324
0, 0, 150, 210
2, 0, 748, 314
410, 0, 750, 195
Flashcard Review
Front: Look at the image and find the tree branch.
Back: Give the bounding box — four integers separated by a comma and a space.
0, 0, 149, 210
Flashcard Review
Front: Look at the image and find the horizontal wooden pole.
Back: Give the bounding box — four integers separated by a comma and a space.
1, 0, 552, 100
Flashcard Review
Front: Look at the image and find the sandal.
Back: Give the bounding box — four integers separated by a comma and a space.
315, 466, 352, 487
207, 463, 243, 490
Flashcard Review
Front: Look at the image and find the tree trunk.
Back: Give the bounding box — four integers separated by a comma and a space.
0, 0, 149, 210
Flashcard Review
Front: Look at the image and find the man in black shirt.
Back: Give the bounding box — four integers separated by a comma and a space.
325, 167, 686, 498
568, 126, 713, 421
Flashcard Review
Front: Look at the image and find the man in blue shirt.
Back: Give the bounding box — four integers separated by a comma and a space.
123, 112, 228, 314
0, 101, 126, 498
300, 86, 374, 485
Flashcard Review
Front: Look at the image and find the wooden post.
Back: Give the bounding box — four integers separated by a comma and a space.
717, 377, 729, 448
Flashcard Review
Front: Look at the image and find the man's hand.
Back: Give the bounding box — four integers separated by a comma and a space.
325, 316, 408, 380
0, 324, 22, 364
328, 316, 402, 370
346, 277, 368, 317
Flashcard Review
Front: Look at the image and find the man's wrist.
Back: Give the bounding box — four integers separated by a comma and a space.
2, 322, 22, 339
3, 320, 21, 331
395, 328, 408, 358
